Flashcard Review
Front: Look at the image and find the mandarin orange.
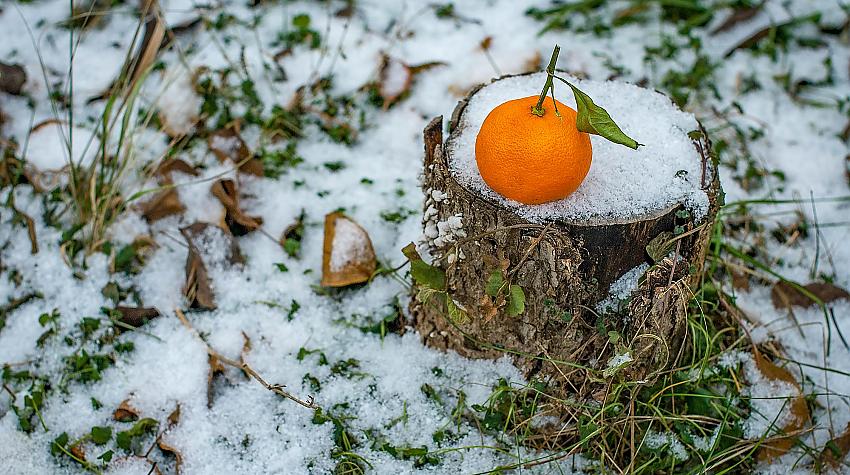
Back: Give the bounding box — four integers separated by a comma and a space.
475, 95, 592, 205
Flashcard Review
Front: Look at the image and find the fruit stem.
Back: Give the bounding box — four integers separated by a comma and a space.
531, 45, 560, 117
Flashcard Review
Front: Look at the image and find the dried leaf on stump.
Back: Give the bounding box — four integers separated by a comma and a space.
754, 352, 810, 462
114, 306, 161, 331
114, 399, 140, 422
771, 281, 850, 309
321, 212, 376, 287
210, 179, 263, 236
180, 223, 245, 310
208, 126, 263, 176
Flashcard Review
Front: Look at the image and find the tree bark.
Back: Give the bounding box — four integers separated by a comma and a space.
410, 86, 720, 395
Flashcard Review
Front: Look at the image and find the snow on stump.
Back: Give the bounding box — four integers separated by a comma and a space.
410, 73, 721, 395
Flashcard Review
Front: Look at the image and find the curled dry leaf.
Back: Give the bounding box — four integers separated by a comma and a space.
114, 399, 140, 422
180, 223, 245, 310
114, 306, 161, 331
376, 54, 445, 109
771, 281, 850, 310
157, 439, 184, 474
167, 404, 181, 428
321, 212, 376, 287
754, 352, 810, 462
0, 62, 27, 95
207, 353, 226, 408
154, 158, 198, 178
140, 187, 185, 222
208, 126, 263, 176
210, 179, 263, 236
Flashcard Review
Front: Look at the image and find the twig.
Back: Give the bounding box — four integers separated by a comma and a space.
174, 308, 318, 410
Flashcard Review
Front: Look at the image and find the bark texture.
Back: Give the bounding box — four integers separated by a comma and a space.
410, 85, 720, 394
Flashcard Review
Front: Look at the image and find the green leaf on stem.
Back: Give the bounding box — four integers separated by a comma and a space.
558, 78, 642, 150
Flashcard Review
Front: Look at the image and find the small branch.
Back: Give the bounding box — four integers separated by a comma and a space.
174, 308, 318, 410
531, 45, 560, 117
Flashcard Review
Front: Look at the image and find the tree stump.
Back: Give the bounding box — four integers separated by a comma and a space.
410, 74, 721, 396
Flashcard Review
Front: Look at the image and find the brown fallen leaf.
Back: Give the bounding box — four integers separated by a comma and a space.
167, 404, 181, 428
210, 179, 263, 236
114, 399, 140, 422
157, 439, 184, 474
376, 54, 446, 109
818, 421, 850, 471
114, 306, 161, 331
154, 158, 198, 179
771, 281, 850, 309
208, 126, 263, 176
754, 352, 810, 462
321, 212, 376, 287
0, 62, 26, 95
711, 3, 764, 35
140, 187, 185, 222
207, 353, 226, 408
8, 195, 38, 254
180, 223, 244, 310
69, 444, 86, 462
731, 270, 750, 291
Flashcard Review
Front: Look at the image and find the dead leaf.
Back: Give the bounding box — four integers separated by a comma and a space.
521, 51, 543, 74
208, 126, 263, 176
754, 352, 810, 462
180, 223, 244, 310
771, 281, 850, 309
818, 421, 850, 471
731, 270, 750, 291
321, 212, 377, 287
207, 353, 226, 408
711, 3, 764, 35
167, 404, 181, 428
210, 179, 263, 236
114, 306, 161, 331
0, 62, 26, 95
8, 196, 38, 254
479, 36, 493, 51
70, 444, 86, 462
157, 439, 184, 474
140, 187, 185, 222
114, 399, 140, 422
376, 54, 446, 109
154, 158, 198, 179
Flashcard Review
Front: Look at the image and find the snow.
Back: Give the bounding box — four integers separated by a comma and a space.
596, 262, 649, 313
449, 73, 711, 224
24, 122, 98, 172
0, 0, 849, 473
644, 430, 689, 462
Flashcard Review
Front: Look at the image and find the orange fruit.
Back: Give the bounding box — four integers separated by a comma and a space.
475, 96, 592, 205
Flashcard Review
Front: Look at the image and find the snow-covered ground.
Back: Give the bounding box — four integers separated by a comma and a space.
0, 0, 849, 473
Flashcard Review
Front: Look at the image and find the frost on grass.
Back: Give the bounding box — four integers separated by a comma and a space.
449, 72, 711, 224
644, 430, 689, 462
